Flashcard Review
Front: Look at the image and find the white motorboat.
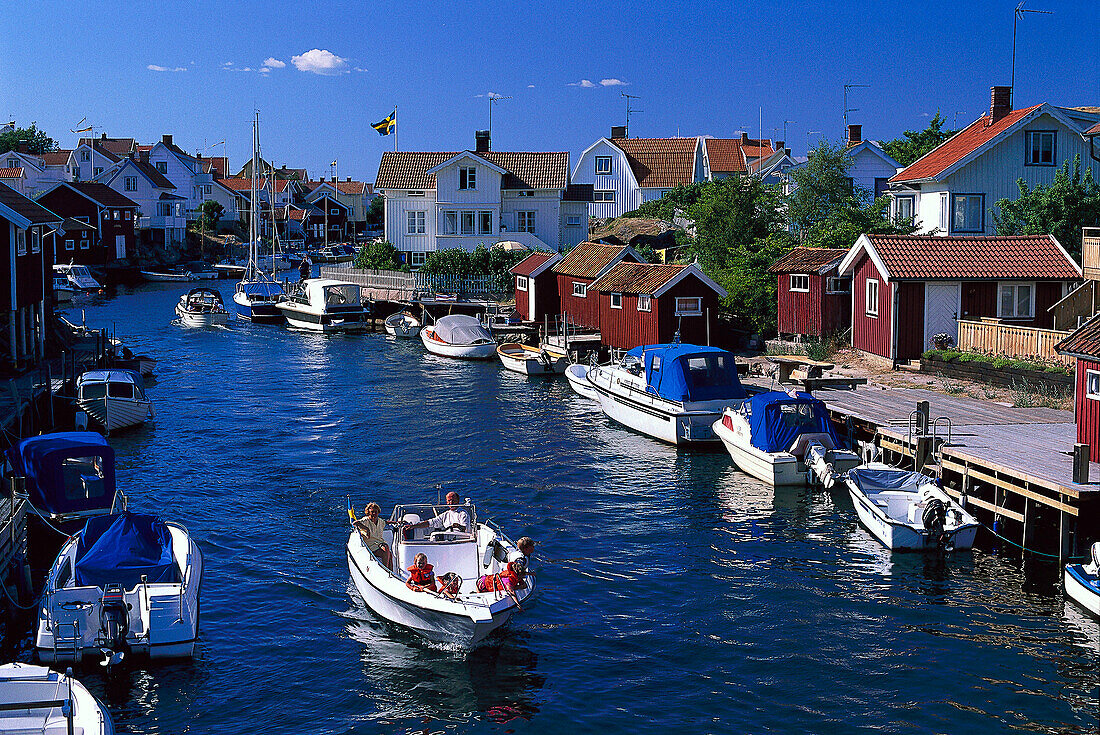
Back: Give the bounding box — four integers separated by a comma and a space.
384, 311, 422, 338
142, 267, 196, 282
713, 391, 861, 486
183, 261, 218, 280
76, 370, 153, 433
346, 501, 534, 646
587, 344, 747, 445
420, 315, 496, 359
565, 363, 600, 400
53, 276, 76, 302
175, 287, 230, 327
497, 343, 568, 375
1065, 542, 1100, 617
53, 263, 102, 291
36, 511, 202, 666
0, 663, 114, 734
276, 278, 369, 332
844, 464, 980, 550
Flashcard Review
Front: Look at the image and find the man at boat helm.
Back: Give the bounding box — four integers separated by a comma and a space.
406, 491, 470, 536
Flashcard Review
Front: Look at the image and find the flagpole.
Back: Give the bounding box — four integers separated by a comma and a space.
395, 105, 398, 152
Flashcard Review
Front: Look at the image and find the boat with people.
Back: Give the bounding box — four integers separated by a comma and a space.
384, 311, 422, 338
175, 287, 230, 327
53, 275, 76, 302
53, 263, 103, 291
76, 370, 154, 433
0, 663, 114, 734
843, 464, 980, 550
587, 343, 747, 445
713, 391, 861, 486
142, 267, 196, 282
36, 511, 202, 666
420, 315, 496, 359
346, 498, 534, 645
276, 278, 370, 333
497, 342, 568, 375
565, 363, 600, 400
1064, 542, 1100, 617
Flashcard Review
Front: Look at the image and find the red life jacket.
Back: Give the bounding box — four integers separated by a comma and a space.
478, 569, 524, 592
408, 563, 434, 585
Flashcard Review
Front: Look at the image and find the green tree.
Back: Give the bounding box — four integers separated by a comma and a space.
354, 240, 403, 270
787, 140, 859, 234
366, 195, 384, 227
687, 177, 786, 270
197, 200, 224, 232
709, 233, 796, 334
881, 112, 956, 168
992, 155, 1100, 259
800, 196, 920, 250
625, 181, 709, 221
0, 123, 58, 155
422, 247, 472, 276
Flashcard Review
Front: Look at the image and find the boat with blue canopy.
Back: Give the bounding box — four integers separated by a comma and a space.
36, 511, 202, 666
586, 343, 747, 445
713, 391, 861, 486
1065, 542, 1100, 618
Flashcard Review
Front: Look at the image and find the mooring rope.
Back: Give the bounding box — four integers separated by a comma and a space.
984, 522, 1089, 561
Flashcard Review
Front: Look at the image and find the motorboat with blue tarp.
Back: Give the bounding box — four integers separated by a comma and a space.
36, 511, 202, 666
587, 344, 747, 444
713, 391, 861, 486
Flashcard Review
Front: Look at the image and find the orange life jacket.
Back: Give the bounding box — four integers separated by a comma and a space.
407, 563, 434, 585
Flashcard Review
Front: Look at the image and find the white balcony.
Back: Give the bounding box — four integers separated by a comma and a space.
434, 231, 552, 252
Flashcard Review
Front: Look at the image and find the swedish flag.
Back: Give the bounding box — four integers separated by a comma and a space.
372, 109, 396, 136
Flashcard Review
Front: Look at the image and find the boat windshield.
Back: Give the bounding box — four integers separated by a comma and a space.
324, 284, 360, 307
390, 503, 478, 529
626, 344, 745, 403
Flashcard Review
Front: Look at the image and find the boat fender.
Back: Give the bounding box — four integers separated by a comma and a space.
922, 499, 948, 547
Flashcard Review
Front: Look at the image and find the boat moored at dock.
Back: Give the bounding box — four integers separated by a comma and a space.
53, 276, 76, 302
565, 363, 600, 400
142, 267, 197, 283
1064, 542, 1100, 617
76, 370, 154, 433
497, 342, 568, 375
384, 311, 421, 338
53, 263, 103, 291
420, 315, 496, 359
276, 278, 369, 332
0, 663, 114, 734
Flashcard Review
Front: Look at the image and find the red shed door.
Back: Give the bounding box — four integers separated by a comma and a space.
924, 282, 960, 348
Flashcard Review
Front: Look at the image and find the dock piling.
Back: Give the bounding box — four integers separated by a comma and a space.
1072, 444, 1089, 485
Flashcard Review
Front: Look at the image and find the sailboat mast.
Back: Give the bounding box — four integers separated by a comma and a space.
249, 112, 259, 275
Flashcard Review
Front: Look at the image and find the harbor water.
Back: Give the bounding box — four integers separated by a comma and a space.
14, 282, 1099, 733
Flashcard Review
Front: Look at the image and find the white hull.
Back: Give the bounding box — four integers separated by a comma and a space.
175, 305, 229, 328
420, 327, 496, 359
1065, 565, 1100, 617
277, 304, 368, 332
384, 313, 421, 338
497, 344, 568, 375
0, 663, 114, 735
846, 477, 979, 550
143, 271, 196, 282
54, 287, 75, 302
77, 396, 153, 431
565, 364, 600, 400
712, 417, 805, 485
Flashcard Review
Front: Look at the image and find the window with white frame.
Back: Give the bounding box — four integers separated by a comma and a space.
6, 157, 17, 168
158, 202, 172, 216
459, 167, 476, 190
939, 193, 949, 232
517, 275, 528, 291
80, 150, 89, 162
572, 282, 587, 297
637, 294, 651, 312
113, 210, 120, 220
594, 190, 615, 202
998, 282, 1034, 319
517, 211, 536, 233
407, 210, 425, 234
826, 277, 851, 294
894, 195, 914, 220
460, 211, 475, 235
595, 156, 612, 175
610, 292, 622, 309
30, 230, 40, 254
15, 230, 25, 255
65, 239, 74, 251
443, 211, 458, 235
789, 274, 810, 292
1086, 370, 1100, 400
155, 161, 167, 174
675, 297, 702, 316
479, 211, 492, 235
407, 190, 425, 197
93, 167, 103, 177
80, 239, 89, 250
952, 194, 984, 233
330, 208, 340, 216
410, 251, 426, 267
566, 215, 582, 226
865, 278, 879, 317
1025, 131, 1055, 166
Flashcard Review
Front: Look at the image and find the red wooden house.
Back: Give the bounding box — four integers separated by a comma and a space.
37, 182, 139, 265
837, 234, 1081, 365
1055, 314, 1100, 462
551, 241, 642, 330
588, 262, 727, 349
510, 251, 562, 323
768, 247, 850, 339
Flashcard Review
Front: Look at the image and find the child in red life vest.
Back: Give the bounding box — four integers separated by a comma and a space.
476, 558, 527, 610
406, 553, 437, 592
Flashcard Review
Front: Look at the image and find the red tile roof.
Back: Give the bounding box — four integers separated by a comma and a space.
0, 167, 24, 178
861, 234, 1081, 280
552, 240, 630, 279
1055, 312, 1100, 359
1087, 122, 1100, 136
305, 180, 369, 195
40, 150, 72, 166
375, 151, 570, 190
217, 178, 293, 193
510, 252, 555, 277
891, 105, 1042, 182
768, 247, 848, 274
704, 138, 774, 174
589, 261, 685, 294
608, 138, 699, 188
57, 182, 139, 208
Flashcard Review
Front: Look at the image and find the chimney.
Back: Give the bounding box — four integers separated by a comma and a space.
775, 140, 784, 152
740, 132, 749, 144
100, 133, 106, 140
847, 124, 862, 147
990, 86, 1012, 124
345, 177, 351, 182
475, 130, 491, 153
139, 150, 149, 163
610, 125, 627, 140
162, 134, 173, 147
15, 143, 29, 154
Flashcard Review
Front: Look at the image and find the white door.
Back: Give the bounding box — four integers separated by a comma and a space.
115, 235, 126, 259
924, 282, 961, 348
528, 281, 536, 321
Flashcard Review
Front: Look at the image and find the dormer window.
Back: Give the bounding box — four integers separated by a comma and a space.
80, 150, 89, 162
1025, 131, 1055, 166
155, 161, 168, 174
459, 167, 476, 190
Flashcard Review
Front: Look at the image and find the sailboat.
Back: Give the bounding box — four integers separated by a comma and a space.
233, 112, 286, 323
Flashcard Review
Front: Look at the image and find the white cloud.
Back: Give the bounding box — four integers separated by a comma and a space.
527, 84, 535, 88
600, 78, 627, 86
353, 67, 368, 72
262, 57, 286, 69
291, 49, 348, 75
148, 64, 186, 72
568, 79, 597, 88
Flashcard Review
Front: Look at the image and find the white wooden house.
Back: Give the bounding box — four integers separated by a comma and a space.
97, 153, 185, 248
842, 126, 903, 201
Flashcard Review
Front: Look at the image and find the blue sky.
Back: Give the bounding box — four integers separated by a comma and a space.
2, 1, 1097, 184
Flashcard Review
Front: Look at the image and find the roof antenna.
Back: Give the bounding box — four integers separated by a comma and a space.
843, 83, 870, 137
622, 92, 642, 135
1011, 2, 1052, 96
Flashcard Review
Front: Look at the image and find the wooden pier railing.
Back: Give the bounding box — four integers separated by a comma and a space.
956, 319, 1073, 366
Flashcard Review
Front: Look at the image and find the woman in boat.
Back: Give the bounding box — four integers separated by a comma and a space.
477, 557, 527, 611
352, 502, 392, 567
406, 553, 438, 593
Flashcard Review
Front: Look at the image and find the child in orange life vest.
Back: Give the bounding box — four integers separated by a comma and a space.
476, 557, 527, 611
406, 553, 438, 592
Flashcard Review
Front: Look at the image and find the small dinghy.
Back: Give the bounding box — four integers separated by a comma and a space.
384, 311, 422, 338
0, 663, 114, 734
497, 343, 568, 375
76, 370, 153, 433
1065, 542, 1100, 617
565, 363, 600, 400
844, 464, 979, 550
346, 501, 534, 646
36, 511, 202, 666
713, 391, 861, 486
420, 315, 496, 360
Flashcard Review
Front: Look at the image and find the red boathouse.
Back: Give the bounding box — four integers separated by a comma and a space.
551, 241, 642, 330
768, 247, 850, 339
1055, 313, 1100, 463
510, 251, 562, 323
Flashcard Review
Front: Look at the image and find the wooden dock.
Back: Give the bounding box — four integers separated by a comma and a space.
820, 385, 1099, 559
0, 493, 27, 603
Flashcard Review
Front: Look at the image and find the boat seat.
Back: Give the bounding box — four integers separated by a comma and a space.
788, 432, 836, 459
397, 540, 481, 584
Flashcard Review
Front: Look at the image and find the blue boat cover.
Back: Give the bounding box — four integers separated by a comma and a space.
74, 512, 180, 588
847, 467, 926, 495
625, 344, 746, 403
746, 391, 841, 453
6, 432, 116, 516
238, 280, 285, 297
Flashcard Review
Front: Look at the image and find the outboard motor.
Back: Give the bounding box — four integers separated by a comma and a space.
922, 499, 949, 549
806, 442, 836, 489
98, 584, 130, 667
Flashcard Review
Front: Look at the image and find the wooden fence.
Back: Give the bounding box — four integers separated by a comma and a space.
320, 266, 511, 297
956, 319, 1073, 366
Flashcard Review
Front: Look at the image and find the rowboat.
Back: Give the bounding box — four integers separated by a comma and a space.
76, 369, 153, 432
497, 343, 568, 375
384, 311, 422, 338
565, 363, 600, 400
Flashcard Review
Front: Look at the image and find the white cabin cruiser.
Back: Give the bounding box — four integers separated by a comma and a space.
384, 311, 422, 338
1064, 542, 1100, 617
713, 391, 861, 486
0, 663, 114, 734
565, 363, 599, 400
346, 501, 534, 646
277, 278, 369, 332
420, 315, 496, 359
587, 344, 747, 445
53, 263, 102, 291
76, 370, 153, 433
175, 287, 230, 328
497, 343, 568, 375
36, 512, 202, 666
53, 276, 76, 302
844, 465, 980, 550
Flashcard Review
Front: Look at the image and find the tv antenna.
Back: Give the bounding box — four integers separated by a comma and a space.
843, 83, 870, 136
488, 94, 511, 150
622, 92, 642, 133
1011, 2, 1052, 94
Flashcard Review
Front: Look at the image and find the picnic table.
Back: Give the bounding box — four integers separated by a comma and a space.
766, 355, 867, 391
